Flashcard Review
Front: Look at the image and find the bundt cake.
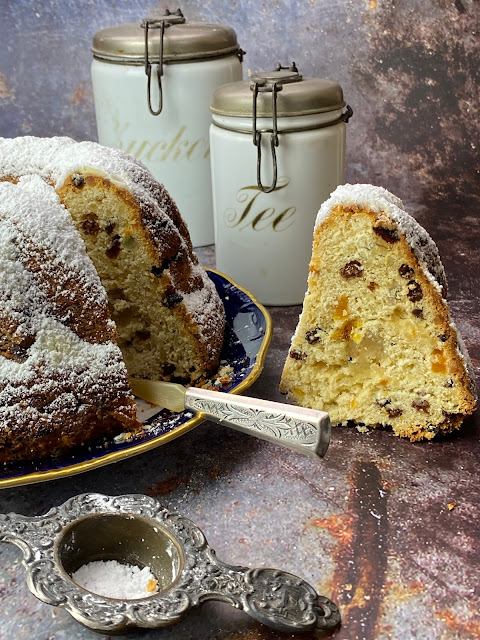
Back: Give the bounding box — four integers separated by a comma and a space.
0, 177, 138, 462
280, 184, 477, 441
0, 136, 226, 461
0, 136, 225, 384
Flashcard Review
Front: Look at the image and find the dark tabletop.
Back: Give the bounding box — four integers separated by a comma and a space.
0, 208, 479, 640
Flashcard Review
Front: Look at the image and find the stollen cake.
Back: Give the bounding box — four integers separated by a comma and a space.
280, 184, 477, 441
0, 177, 138, 462
0, 136, 226, 461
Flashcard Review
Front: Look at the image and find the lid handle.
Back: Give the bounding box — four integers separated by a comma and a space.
250, 63, 303, 193
274, 61, 299, 73
251, 80, 282, 193
141, 9, 186, 116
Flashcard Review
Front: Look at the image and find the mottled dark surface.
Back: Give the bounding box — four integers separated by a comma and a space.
0, 1, 479, 639
0, 0, 479, 211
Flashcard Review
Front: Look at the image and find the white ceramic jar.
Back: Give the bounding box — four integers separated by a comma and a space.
210, 66, 352, 305
91, 10, 243, 246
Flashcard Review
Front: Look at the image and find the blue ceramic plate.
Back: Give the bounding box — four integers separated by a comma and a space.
0, 270, 272, 488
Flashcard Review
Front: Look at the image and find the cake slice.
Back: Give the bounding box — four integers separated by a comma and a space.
280, 184, 477, 441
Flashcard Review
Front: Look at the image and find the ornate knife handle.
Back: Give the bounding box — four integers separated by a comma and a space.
185, 388, 331, 458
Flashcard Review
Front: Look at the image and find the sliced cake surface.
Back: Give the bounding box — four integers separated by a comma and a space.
0, 136, 226, 384
280, 184, 477, 441
0, 177, 137, 462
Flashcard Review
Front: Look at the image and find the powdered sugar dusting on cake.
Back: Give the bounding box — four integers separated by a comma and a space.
2, 176, 108, 300
182, 275, 218, 323
0, 136, 154, 210
316, 184, 447, 295
0, 136, 224, 341
0, 136, 174, 222
2, 326, 127, 399
0, 180, 132, 423
121, 179, 222, 335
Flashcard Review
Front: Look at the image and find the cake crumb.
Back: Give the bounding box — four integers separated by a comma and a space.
356, 425, 370, 434
146, 577, 158, 592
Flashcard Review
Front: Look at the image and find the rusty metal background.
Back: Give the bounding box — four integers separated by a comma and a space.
0, 1, 479, 638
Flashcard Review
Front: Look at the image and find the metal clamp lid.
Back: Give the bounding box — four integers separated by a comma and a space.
246, 63, 352, 193
141, 9, 186, 116
250, 63, 302, 193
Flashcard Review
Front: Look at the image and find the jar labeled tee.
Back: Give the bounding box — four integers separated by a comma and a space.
92, 10, 243, 246
210, 66, 352, 304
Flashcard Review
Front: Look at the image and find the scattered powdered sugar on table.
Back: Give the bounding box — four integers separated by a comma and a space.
72, 560, 158, 600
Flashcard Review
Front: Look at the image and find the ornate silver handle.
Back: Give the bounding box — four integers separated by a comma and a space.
196, 560, 340, 633
185, 387, 331, 458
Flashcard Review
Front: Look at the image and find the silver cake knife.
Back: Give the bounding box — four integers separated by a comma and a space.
129, 379, 331, 458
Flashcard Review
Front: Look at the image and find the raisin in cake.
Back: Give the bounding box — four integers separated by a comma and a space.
280, 184, 477, 441
0, 177, 138, 462
0, 136, 225, 384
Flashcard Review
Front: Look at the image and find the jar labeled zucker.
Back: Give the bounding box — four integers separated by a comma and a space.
210, 65, 352, 305
91, 9, 244, 247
